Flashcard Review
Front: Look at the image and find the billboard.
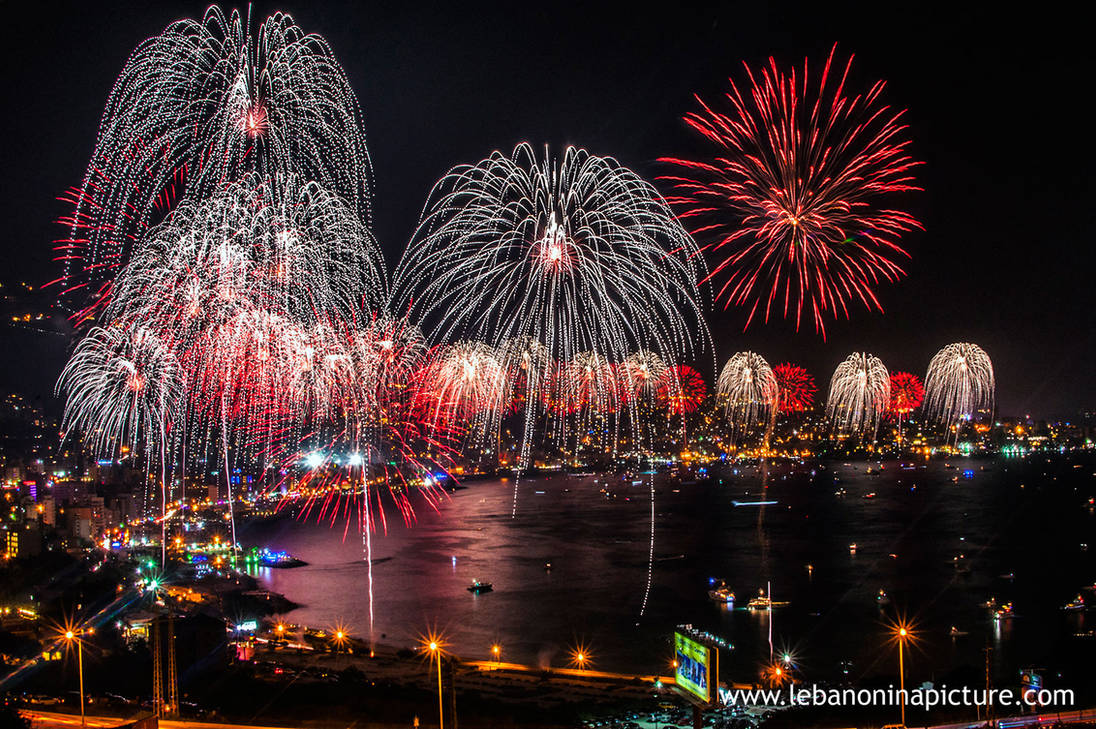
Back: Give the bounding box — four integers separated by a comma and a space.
675, 631, 712, 704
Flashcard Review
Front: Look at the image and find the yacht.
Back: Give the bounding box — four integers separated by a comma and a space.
708, 584, 736, 604
747, 589, 788, 610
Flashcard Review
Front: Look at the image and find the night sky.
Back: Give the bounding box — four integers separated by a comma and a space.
1, 2, 1092, 417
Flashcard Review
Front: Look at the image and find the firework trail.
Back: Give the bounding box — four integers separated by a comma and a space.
924, 343, 994, 440
660, 44, 921, 337
718, 351, 778, 442
54, 6, 372, 319
826, 353, 890, 437
772, 363, 817, 414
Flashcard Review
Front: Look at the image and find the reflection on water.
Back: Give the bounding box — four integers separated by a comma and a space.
241, 454, 1095, 690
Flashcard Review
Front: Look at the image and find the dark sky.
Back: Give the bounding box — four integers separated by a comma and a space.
1, 2, 1092, 417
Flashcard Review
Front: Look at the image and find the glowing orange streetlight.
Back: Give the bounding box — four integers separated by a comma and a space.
888, 619, 917, 727
330, 621, 350, 654
569, 642, 592, 672
420, 633, 447, 729
491, 644, 501, 663
60, 624, 95, 727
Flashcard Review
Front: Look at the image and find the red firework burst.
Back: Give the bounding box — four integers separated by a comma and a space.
657, 365, 707, 414
659, 44, 922, 337
889, 371, 924, 415
772, 363, 816, 413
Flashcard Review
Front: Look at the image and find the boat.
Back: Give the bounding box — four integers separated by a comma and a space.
708, 585, 736, 604
876, 589, 891, 606
981, 597, 998, 609
849, 543, 857, 553
993, 602, 1014, 620
543, 562, 552, 572
949, 626, 969, 637
1062, 595, 1086, 611
467, 579, 493, 594
863, 492, 877, 499
747, 589, 789, 610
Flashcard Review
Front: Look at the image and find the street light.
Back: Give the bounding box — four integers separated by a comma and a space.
422, 636, 446, 729
61, 624, 95, 727
491, 644, 501, 664
569, 643, 592, 672
889, 620, 917, 727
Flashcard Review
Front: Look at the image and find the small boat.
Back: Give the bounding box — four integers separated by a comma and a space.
747, 589, 788, 610
993, 602, 1014, 620
467, 579, 493, 594
543, 562, 552, 572
981, 597, 998, 609
1000, 572, 1015, 580
1062, 595, 1086, 611
949, 626, 969, 637
863, 492, 877, 499
849, 543, 858, 553
876, 589, 891, 606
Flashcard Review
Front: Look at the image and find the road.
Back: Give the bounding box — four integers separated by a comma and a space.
463, 658, 674, 684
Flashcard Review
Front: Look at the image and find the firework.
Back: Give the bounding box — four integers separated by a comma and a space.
58, 322, 182, 461
888, 371, 924, 415
660, 44, 921, 336
54, 6, 372, 318
392, 142, 706, 387
826, 353, 890, 435
657, 365, 707, 415
620, 351, 670, 403
772, 363, 816, 413
924, 343, 994, 427
420, 341, 507, 428
57, 323, 183, 564
718, 352, 778, 433
888, 370, 923, 449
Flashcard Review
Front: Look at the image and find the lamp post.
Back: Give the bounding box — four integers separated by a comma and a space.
62, 626, 94, 727
428, 641, 443, 729
491, 644, 501, 664
894, 624, 911, 727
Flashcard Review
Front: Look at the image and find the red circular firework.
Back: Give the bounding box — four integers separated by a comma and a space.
889, 371, 924, 415
772, 363, 817, 414
657, 365, 707, 415
660, 44, 921, 337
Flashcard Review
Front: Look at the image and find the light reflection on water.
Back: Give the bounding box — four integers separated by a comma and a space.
240, 454, 1095, 689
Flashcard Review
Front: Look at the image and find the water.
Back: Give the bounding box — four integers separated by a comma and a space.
240, 453, 1096, 697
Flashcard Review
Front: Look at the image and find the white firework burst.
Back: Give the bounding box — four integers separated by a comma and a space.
826, 352, 890, 435
924, 343, 995, 425
717, 351, 778, 433
57, 6, 373, 316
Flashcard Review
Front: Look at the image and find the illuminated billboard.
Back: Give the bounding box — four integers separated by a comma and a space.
674, 631, 712, 704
